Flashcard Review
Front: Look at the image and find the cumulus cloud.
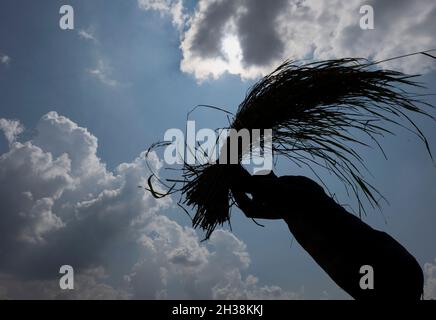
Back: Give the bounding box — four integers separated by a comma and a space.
0, 118, 24, 144
139, 0, 436, 81
0, 140, 70, 245
0, 112, 294, 299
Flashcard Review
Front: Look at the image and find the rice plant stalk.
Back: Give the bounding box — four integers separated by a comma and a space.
148, 54, 435, 240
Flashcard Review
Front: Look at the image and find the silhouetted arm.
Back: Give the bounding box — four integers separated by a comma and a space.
230, 167, 424, 300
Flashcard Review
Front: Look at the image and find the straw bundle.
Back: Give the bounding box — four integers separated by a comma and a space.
148, 56, 435, 240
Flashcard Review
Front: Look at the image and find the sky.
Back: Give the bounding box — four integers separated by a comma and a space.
0, 0, 435, 299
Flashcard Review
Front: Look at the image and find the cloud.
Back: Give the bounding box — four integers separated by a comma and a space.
129, 224, 298, 299
0, 53, 10, 65
212, 274, 300, 300
138, 0, 186, 30
139, 0, 436, 81
0, 267, 129, 300
180, 0, 290, 80
78, 28, 97, 43
87, 59, 119, 87
0, 118, 24, 144
78, 27, 120, 87
424, 258, 436, 299
0, 112, 294, 299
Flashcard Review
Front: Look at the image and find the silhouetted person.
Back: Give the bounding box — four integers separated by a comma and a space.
231, 167, 424, 300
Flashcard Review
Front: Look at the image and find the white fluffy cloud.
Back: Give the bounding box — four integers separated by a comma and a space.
0, 112, 294, 299
139, 0, 436, 80
0, 118, 23, 144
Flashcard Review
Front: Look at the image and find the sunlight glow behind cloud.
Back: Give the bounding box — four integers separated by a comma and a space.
139, 0, 436, 81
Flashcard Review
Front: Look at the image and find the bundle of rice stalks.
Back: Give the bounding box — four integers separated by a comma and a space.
148, 55, 435, 240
